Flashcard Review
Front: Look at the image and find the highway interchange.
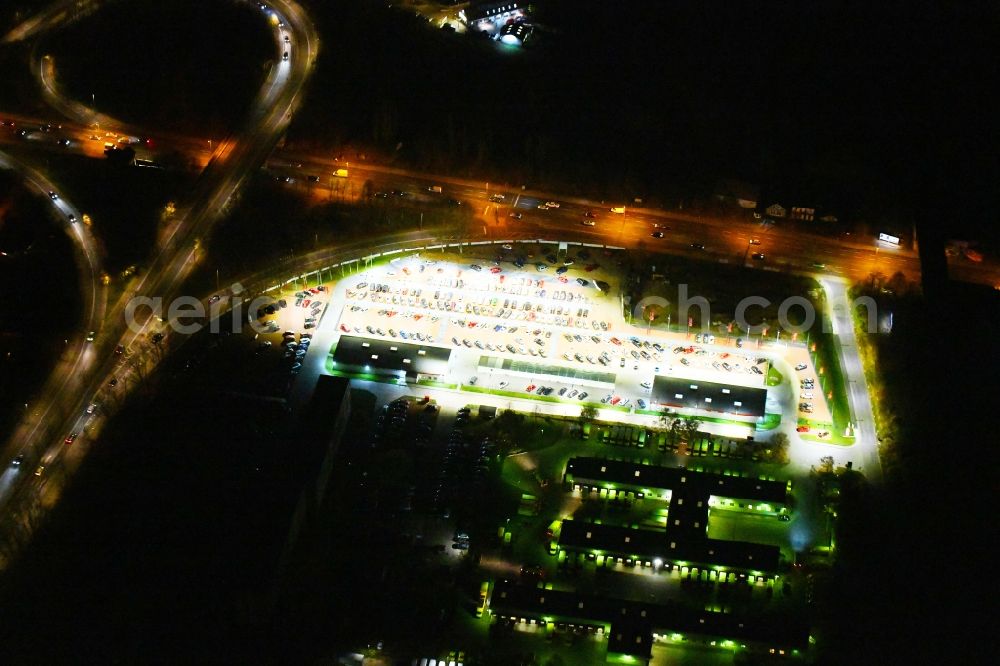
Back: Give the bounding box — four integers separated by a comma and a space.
0, 0, 317, 557
0, 0, 991, 564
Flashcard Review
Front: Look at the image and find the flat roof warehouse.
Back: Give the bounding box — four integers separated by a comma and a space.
652, 376, 767, 418
332, 335, 452, 378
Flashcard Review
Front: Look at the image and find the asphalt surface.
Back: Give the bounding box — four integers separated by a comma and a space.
0, 149, 106, 509
0, 0, 318, 555
0, 0, 942, 562
2, 117, 999, 290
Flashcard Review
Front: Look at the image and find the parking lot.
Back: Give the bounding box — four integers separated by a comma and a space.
235, 243, 829, 433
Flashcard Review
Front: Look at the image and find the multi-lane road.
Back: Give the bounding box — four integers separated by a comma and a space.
4, 112, 999, 291
0, 0, 989, 563
0, 0, 318, 557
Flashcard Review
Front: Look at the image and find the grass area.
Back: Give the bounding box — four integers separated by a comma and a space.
797, 417, 855, 446
766, 363, 784, 386
759, 412, 782, 430
415, 378, 459, 390
810, 331, 852, 434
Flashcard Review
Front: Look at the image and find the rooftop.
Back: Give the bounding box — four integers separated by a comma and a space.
332, 335, 451, 376
651, 376, 767, 418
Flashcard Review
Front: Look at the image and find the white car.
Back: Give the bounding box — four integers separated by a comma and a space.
795, 363, 808, 371
640, 381, 652, 389
581, 220, 596, 226
544, 201, 560, 208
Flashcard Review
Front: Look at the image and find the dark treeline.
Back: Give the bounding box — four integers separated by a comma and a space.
42, 0, 273, 138
0, 172, 81, 440
814, 275, 998, 664
294, 0, 998, 244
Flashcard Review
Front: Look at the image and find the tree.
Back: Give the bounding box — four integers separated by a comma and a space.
680, 416, 700, 444
579, 405, 598, 424
770, 432, 790, 464
657, 407, 674, 428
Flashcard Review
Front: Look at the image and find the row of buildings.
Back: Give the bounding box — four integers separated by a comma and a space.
483, 457, 806, 662
714, 179, 839, 223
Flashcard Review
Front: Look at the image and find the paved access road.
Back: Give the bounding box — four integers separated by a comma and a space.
0, 0, 318, 560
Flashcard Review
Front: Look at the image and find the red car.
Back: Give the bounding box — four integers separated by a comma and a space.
490, 266, 502, 274
525, 384, 536, 393
340, 324, 350, 332
796, 426, 810, 433
610, 337, 622, 345
64, 432, 78, 445
610, 396, 622, 405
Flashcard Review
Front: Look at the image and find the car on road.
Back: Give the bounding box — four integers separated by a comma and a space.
67, 214, 77, 223
778, 514, 791, 522
282, 51, 289, 61
749, 238, 761, 245
795, 363, 807, 371
544, 201, 560, 208
509, 212, 522, 220
48, 191, 58, 200
690, 243, 705, 250
64, 432, 78, 445
108, 378, 118, 387
12, 454, 25, 467
751, 253, 765, 261
581, 219, 596, 226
